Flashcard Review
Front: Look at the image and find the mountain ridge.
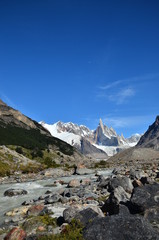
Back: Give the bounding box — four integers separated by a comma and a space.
40, 119, 142, 157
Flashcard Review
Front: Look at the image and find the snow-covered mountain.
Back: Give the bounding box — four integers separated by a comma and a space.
40, 119, 142, 157
39, 121, 107, 159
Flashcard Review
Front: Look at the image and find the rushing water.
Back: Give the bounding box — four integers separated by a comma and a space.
0, 169, 112, 224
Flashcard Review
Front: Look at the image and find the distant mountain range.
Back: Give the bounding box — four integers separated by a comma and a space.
40, 119, 142, 158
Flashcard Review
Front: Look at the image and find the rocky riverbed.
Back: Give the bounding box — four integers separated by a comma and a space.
0, 165, 159, 240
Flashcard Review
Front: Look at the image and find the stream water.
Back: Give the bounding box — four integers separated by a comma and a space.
0, 169, 112, 224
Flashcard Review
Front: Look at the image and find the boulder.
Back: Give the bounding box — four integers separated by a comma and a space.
4, 189, 27, 197
108, 176, 133, 194
75, 168, 95, 175
144, 206, 159, 227
80, 178, 91, 186
45, 193, 61, 204
129, 169, 147, 180
101, 186, 131, 215
67, 179, 81, 188
5, 206, 30, 217
27, 204, 47, 216
63, 207, 79, 223
83, 215, 159, 240
130, 183, 159, 214
132, 179, 143, 188
74, 208, 104, 226
4, 227, 26, 240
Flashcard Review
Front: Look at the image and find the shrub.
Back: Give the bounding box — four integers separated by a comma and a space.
15, 147, 23, 154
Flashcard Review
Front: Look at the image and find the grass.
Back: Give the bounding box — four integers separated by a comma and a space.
94, 160, 110, 168
0, 161, 12, 177
39, 219, 84, 240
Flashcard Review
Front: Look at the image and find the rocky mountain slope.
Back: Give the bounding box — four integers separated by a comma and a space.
137, 115, 159, 149
0, 99, 88, 176
40, 119, 141, 157
107, 116, 159, 167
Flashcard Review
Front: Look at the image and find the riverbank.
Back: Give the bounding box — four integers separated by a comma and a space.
0, 164, 159, 239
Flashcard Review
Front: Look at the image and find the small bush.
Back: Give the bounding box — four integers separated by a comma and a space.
15, 147, 23, 154
39, 219, 84, 240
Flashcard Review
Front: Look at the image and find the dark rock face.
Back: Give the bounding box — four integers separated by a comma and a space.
102, 186, 131, 215
130, 183, 159, 213
94, 119, 124, 146
137, 116, 159, 149
74, 208, 104, 226
80, 138, 108, 158
4, 189, 28, 197
83, 215, 159, 240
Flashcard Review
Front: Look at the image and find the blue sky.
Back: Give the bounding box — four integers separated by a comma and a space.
0, 0, 159, 137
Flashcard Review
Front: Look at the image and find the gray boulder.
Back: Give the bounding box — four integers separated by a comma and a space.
4, 189, 27, 197
83, 215, 159, 240
45, 193, 61, 204
108, 176, 133, 193
63, 207, 79, 223
130, 183, 159, 214
129, 168, 147, 180
74, 208, 104, 226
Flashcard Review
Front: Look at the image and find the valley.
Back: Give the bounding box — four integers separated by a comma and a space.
0, 99, 159, 240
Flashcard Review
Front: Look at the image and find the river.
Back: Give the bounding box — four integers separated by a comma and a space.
0, 169, 112, 224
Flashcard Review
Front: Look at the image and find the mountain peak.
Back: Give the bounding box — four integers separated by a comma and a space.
137, 115, 159, 149
155, 116, 159, 125
99, 118, 104, 131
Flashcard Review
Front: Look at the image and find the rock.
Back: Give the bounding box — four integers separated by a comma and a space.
60, 223, 69, 232
118, 204, 130, 216
22, 200, 34, 206
68, 179, 81, 188
63, 207, 79, 223
108, 176, 133, 193
83, 215, 159, 240
113, 186, 131, 203
45, 190, 52, 194
5, 206, 30, 217
130, 183, 159, 214
75, 168, 95, 175
27, 204, 47, 216
60, 197, 69, 204
96, 175, 105, 182
144, 206, 159, 228
43, 168, 70, 177
129, 169, 147, 180
132, 179, 143, 188
4, 189, 27, 197
80, 178, 91, 186
10, 215, 24, 223
4, 227, 26, 240
140, 176, 150, 185
74, 208, 104, 226
101, 186, 131, 215
45, 193, 61, 204
156, 172, 159, 179
86, 206, 105, 217
97, 178, 110, 189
